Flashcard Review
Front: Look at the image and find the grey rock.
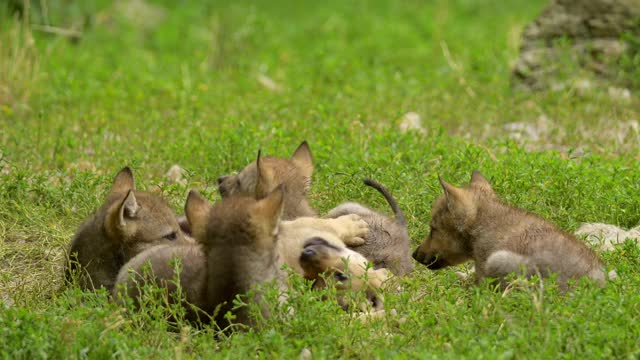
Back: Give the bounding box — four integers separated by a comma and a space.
513, 0, 640, 91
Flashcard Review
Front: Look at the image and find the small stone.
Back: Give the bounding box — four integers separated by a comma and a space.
503, 121, 543, 142
574, 79, 593, 94
456, 272, 469, 281
608, 87, 631, 102
299, 348, 312, 360
77, 161, 96, 172
166, 165, 186, 185
511, 0, 640, 91
1, 293, 14, 308
399, 112, 426, 134
116, 0, 166, 30
575, 222, 640, 251
257, 74, 282, 92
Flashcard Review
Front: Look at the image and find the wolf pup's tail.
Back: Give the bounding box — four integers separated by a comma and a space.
363, 178, 406, 226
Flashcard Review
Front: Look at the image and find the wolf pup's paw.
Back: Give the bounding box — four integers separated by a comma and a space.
333, 214, 369, 246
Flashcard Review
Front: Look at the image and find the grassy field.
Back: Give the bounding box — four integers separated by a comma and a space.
1, 0, 640, 358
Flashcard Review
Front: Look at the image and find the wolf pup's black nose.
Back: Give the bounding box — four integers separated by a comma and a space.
217, 176, 228, 185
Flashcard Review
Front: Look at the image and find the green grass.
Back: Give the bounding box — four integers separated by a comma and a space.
1, 0, 640, 358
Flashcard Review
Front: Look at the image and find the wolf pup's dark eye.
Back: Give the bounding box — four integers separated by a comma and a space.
164, 232, 177, 241
334, 273, 349, 282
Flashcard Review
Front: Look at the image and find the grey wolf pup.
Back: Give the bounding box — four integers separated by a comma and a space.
115, 188, 286, 327
328, 179, 413, 276
217, 141, 315, 220
413, 170, 608, 289
67, 167, 189, 291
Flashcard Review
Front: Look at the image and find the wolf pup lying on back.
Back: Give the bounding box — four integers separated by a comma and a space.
328, 179, 413, 276
66, 167, 189, 291
276, 214, 388, 313
299, 237, 389, 312
413, 170, 608, 289
115, 188, 286, 327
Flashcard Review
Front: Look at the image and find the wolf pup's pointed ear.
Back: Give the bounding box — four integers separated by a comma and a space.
439, 176, 459, 204
438, 176, 476, 222
253, 184, 284, 238
255, 150, 274, 199
118, 190, 140, 227
185, 190, 210, 241
291, 141, 314, 179
470, 170, 492, 192
111, 167, 135, 194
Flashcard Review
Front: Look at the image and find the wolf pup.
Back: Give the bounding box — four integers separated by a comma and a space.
217, 141, 315, 219
327, 179, 413, 276
116, 188, 286, 328
278, 215, 367, 273
66, 167, 189, 291
412, 170, 608, 289
277, 214, 389, 311
299, 237, 389, 313
246, 152, 387, 309
113, 243, 207, 321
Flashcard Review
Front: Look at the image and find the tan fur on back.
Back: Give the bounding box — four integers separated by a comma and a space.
281, 215, 389, 312
413, 171, 606, 288
278, 215, 369, 275
257, 212, 388, 312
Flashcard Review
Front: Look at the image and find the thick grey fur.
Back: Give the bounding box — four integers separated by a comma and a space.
327, 179, 413, 276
